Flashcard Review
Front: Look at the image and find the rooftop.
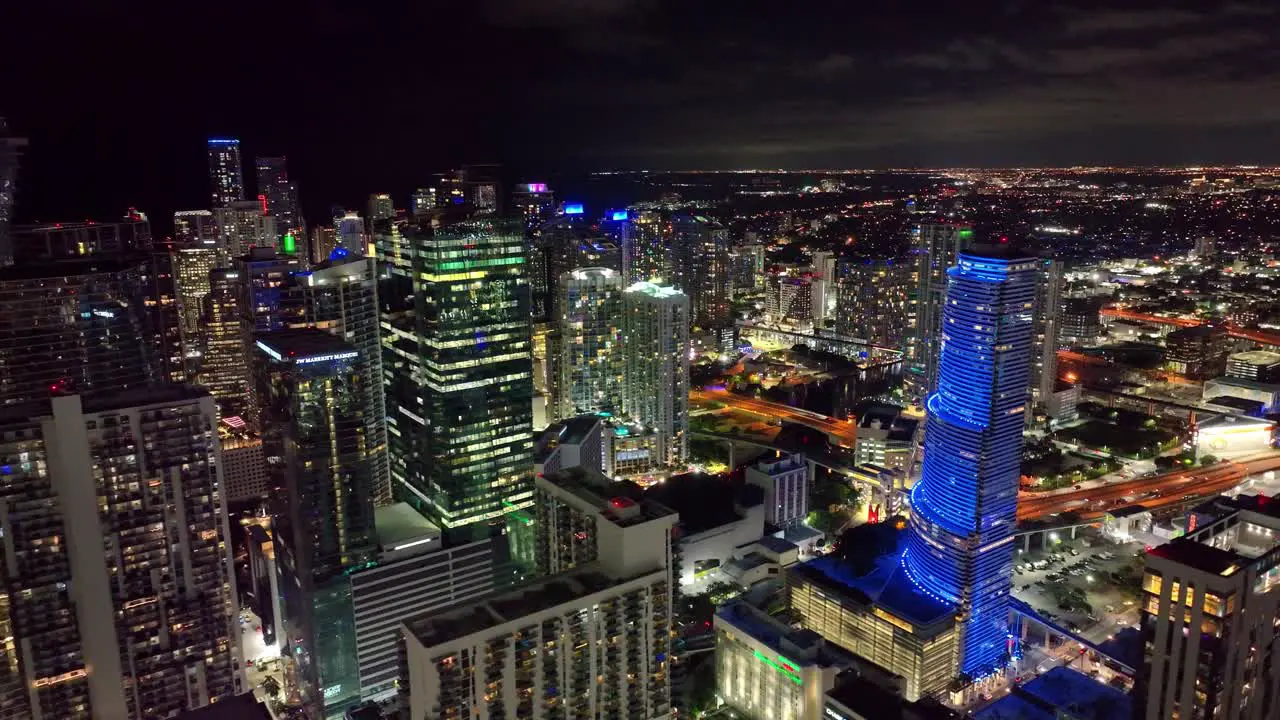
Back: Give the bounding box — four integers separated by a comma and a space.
1167, 324, 1227, 340
1229, 350, 1280, 365
374, 502, 441, 552
624, 280, 686, 300
793, 545, 956, 632
405, 566, 620, 648
539, 466, 673, 528
646, 473, 762, 535
1148, 537, 1241, 575
1205, 376, 1280, 392
254, 329, 358, 365
826, 673, 963, 720
174, 692, 272, 720
560, 414, 603, 445
973, 666, 1132, 720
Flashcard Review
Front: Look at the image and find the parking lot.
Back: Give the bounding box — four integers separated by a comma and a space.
1012, 534, 1144, 645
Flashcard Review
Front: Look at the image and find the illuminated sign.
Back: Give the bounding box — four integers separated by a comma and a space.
322, 684, 343, 700
611, 210, 628, 221
563, 203, 584, 215
753, 650, 802, 685
282, 233, 296, 254
255, 341, 285, 362
296, 351, 359, 365
524, 183, 548, 193
207, 138, 239, 144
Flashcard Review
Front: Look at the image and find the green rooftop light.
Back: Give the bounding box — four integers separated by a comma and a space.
282, 233, 296, 254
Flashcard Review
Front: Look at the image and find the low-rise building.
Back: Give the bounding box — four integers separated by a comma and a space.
786, 549, 960, 701
745, 452, 810, 527
1202, 376, 1280, 413
714, 601, 857, 720
1227, 350, 1280, 383
1164, 325, 1229, 379
1193, 414, 1275, 459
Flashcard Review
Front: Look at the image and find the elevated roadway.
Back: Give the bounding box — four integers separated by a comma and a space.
690, 387, 858, 446
1018, 451, 1280, 522
1101, 307, 1280, 347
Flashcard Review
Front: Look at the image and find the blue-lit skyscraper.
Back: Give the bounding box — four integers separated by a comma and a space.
208, 138, 245, 208
904, 239, 1037, 678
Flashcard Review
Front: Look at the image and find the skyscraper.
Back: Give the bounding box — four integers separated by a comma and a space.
903, 239, 1037, 678
333, 211, 365, 252
622, 281, 691, 468
673, 215, 732, 329
174, 244, 223, 355
810, 249, 837, 324
908, 223, 972, 400
410, 187, 438, 217
557, 267, 625, 419
207, 138, 244, 208
255, 156, 304, 241
293, 252, 390, 505
625, 210, 668, 285
173, 209, 219, 248
376, 212, 534, 531
0, 118, 26, 268
510, 181, 556, 230
0, 387, 240, 719
1028, 257, 1064, 417
0, 256, 163, 406
366, 193, 395, 227
200, 268, 253, 419
234, 246, 303, 333
215, 200, 278, 257
254, 330, 377, 716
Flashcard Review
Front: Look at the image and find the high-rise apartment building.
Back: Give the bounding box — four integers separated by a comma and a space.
0, 118, 26, 267
334, 212, 366, 252
207, 138, 244, 208
1028, 257, 1065, 415
215, 200, 277, 258
908, 223, 972, 399
254, 156, 303, 242
310, 226, 339, 265
366, 193, 395, 228
147, 245, 187, 384
622, 281, 690, 468
1058, 296, 1102, 344
254, 330, 378, 716
1138, 493, 1280, 720
769, 275, 813, 326
401, 465, 678, 718
673, 215, 732, 329
292, 252, 390, 505
234, 247, 303, 333
903, 240, 1037, 677
174, 244, 223, 371
810, 249, 837, 324
835, 258, 912, 347
625, 210, 668, 285
0, 256, 164, 406
173, 209, 220, 247
510, 182, 556, 230
557, 267, 625, 419
0, 387, 240, 719
410, 187, 438, 217
376, 213, 534, 531
200, 268, 252, 419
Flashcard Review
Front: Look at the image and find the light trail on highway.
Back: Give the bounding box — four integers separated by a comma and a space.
690, 387, 859, 445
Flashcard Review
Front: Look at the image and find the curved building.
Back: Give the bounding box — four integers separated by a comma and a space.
904, 240, 1037, 678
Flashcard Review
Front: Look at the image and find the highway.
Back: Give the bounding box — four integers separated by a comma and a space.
690, 387, 859, 446
1101, 307, 1280, 347
1017, 452, 1280, 521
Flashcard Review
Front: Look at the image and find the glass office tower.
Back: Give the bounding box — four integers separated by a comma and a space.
376, 211, 534, 532
255, 329, 376, 716
207, 138, 244, 208
903, 240, 1037, 678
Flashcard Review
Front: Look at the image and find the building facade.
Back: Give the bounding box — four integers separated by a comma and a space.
0, 256, 164, 406
200, 268, 252, 418
0, 118, 26, 267
0, 388, 240, 719
376, 214, 535, 531
254, 156, 303, 242
293, 253, 390, 505
1139, 494, 1280, 720
215, 201, 278, 258
556, 267, 625, 419
908, 223, 971, 400
207, 138, 244, 208
903, 243, 1037, 678
254, 330, 378, 716
835, 258, 912, 347
745, 452, 809, 527
622, 282, 690, 469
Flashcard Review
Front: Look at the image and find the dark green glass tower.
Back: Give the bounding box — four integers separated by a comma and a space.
377, 211, 535, 533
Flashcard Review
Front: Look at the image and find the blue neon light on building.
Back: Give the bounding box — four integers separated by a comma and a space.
904, 244, 1037, 678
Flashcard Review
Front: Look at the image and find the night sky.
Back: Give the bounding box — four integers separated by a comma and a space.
7, 0, 1280, 224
